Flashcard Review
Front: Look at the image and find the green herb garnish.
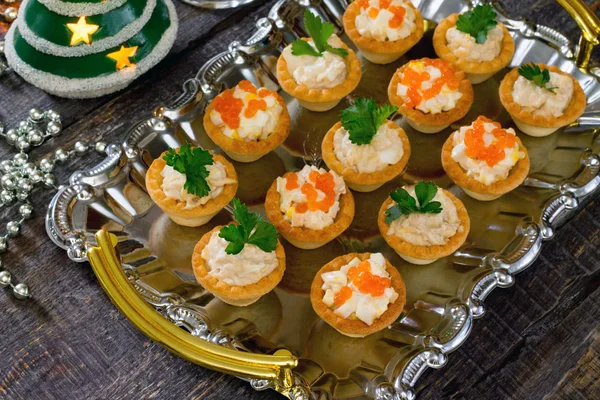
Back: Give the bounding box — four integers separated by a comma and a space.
291, 10, 348, 58
163, 144, 213, 198
219, 198, 278, 255
340, 98, 398, 145
517, 62, 557, 93
385, 181, 443, 224
455, 4, 497, 44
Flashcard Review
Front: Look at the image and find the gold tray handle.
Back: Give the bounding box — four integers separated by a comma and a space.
87, 230, 298, 395
556, 0, 600, 70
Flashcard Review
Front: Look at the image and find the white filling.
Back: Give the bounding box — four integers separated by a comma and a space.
451, 121, 525, 185
511, 73, 574, 118
209, 86, 283, 141
396, 62, 463, 113
161, 162, 236, 209
354, 0, 416, 42
281, 35, 348, 90
445, 25, 504, 62
201, 231, 278, 286
275, 165, 346, 230
321, 253, 399, 325
333, 122, 404, 173
386, 186, 462, 246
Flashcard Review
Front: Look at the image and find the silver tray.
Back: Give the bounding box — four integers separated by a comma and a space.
46, 0, 600, 399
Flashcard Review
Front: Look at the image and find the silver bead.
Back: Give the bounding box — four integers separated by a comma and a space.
28, 108, 43, 123
39, 157, 54, 173
1, 174, 15, 190
0, 190, 14, 204
18, 180, 32, 193
18, 120, 30, 132
15, 191, 29, 201
27, 130, 44, 146
29, 170, 44, 183
3, 7, 18, 22
19, 204, 33, 219
6, 221, 20, 237
0, 160, 12, 174
74, 141, 89, 153
95, 141, 107, 154
0, 237, 8, 253
13, 283, 30, 299
0, 270, 11, 287
5, 129, 18, 145
54, 149, 68, 162
44, 174, 56, 187
12, 152, 28, 166
46, 110, 61, 123
21, 163, 36, 176
46, 121, 62, 136
15, 137, 30, 152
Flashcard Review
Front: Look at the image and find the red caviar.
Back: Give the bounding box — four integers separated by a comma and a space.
335, 260, 392, 307
212, 90, 243, 129
290, 171, 337, 214
244, 99, 267, 118
388, 5, 406, 28
334, 286, 353, 307
401, 59, 460, 108
464, 116, 516, 167
238, 80, 257, 93
286, 173, 299, 190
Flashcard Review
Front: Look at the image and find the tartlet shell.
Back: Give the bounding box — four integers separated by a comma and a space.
145, 150, 238, 219
264, 173, 355, 246
378, 189, 470, 260
203, 88, 292, 156
499, 64, 586, 128
321, 120, 411, 186
276, 39, 362, 104
387, 58, 474, 127
310, 252, 406, 337
343, 1, 424, 55
432, 14, 515, 76
192, 225, 286, 305
441, 131, 530, 196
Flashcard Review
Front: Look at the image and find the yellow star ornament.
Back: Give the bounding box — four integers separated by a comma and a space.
107, 45, 139, 71
66, 16, 99, 46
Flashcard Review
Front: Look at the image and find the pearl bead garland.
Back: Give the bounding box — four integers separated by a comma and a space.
0, 108, 108, 299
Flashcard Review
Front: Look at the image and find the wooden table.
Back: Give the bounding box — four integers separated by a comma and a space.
0, 0, 599, 399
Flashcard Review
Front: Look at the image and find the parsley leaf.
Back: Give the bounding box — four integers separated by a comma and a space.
455, 4, 498, 44
290, 10, 348, 57
219, 198, 278, 255
385, 181, 444, 224
517, 62, 557, 93
163, 144, 213, 198
340, 98, 398, 145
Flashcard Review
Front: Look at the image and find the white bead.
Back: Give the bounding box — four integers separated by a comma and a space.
29, 108, 43, 122
95, 141, 107, 153
6, 221, 20, 237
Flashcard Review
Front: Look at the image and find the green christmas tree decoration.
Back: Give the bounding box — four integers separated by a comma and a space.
4, 0, 178, 98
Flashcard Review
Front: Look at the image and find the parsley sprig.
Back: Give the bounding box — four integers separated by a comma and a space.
385, 181, 443, 224
340, 98, 398, 145
456, 4, 498, 44
517, 63, 557, 93
291, 10, 348, 58
219, 198, 278, 255
163, 144, 214, 198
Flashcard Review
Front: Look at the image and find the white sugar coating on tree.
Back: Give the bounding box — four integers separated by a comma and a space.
4, 0, 179, 98
17, 0, 158, 57
37, 0, 128, 17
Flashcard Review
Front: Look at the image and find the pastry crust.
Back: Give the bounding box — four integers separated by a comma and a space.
433, 14, 514, 76
499, 64, 586, 129
276, 40, 362, 104
321, 120, 411, 187
377, 189, 470, 260
441, 132, 530, 196
264, 173, 355, 248
192, 226, 286, 306
203, 88, 292, 157
310, 252, 406, 337
388, 58, 474, 128
343, 1, 424, 56
145, 150, 238, 221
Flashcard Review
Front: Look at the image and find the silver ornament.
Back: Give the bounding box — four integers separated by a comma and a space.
29, 170, 44, 183
74, 141, 89, 153
21, 163, 36, 176
54, 149, 68, 162
18, 180, 32, 193
39, 157, 54, 173
0, 270, 11, 287
95, 141, 107, 154
46, 121, 62, 137
44, 174, 56, 187
46, 110, 61, 123
0, 174, 15, 190
0, 160, 12, 174
0, 237, 7, 253
4, 7, 18, 22
6, 221, 20, 237
5, 129, 18, 145
15, 191, 29, 201
19, 204, 33, 219
13, 283, 30, 299
15, 137, 30, 152
0, 190, 14, 205
28, 108, 43, 123
17, 120, 30, 132
27, 130, 44, 146
12, 152, 28, 166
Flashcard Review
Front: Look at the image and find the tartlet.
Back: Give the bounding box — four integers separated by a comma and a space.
388, 58, 474, 133
310, 252, 406, 337
192, 226, 286, 306
322, 120, 411, 192
433, 11, 515, 84
203, 80, 291, 162
146, 148, 238, 227
377, 184, 470, 264
343, 0, 424, 64
264, 166, 355, 249
441, 116, 530, 201
499, 63, 586, 137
